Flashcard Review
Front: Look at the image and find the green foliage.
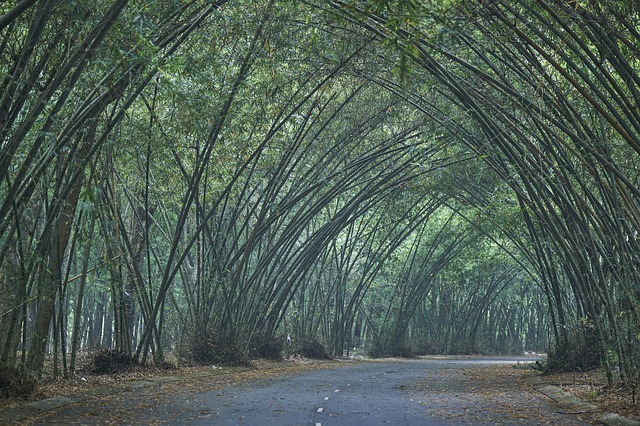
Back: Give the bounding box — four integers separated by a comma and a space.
2, 0, 640, 391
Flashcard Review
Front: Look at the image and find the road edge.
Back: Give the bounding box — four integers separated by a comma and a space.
0, 367, 251, 425
528, 376, 640, 426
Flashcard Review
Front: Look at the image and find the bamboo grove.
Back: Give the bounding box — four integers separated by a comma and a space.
0, 0, 638, 385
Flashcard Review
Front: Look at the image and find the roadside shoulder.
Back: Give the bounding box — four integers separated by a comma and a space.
0, 358, 347, 425
528, 375, 640, 426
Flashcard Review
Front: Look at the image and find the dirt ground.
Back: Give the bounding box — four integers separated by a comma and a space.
0, 353, 351, 412
538, 367, 640, 421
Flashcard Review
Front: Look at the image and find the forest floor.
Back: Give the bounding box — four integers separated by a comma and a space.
1, 353, 639, 424
0, 353, 352, 413
535, 367, 640, 422
466, 361, 640, 423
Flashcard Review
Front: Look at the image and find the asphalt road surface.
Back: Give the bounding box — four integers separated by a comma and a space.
32, 357, 591, 425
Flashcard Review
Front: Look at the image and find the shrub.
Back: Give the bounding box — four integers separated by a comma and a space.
187, 329, 253, 367
413, 340, 437, 356
300, 337, 331, 360
545, 324, 601, 373
251, 334, 284, 361
387, 342, 416, 358
0, 362, 37, 398
91, 349, 137, 375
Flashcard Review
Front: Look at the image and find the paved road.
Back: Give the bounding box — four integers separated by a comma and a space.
32, 357, 591, 425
